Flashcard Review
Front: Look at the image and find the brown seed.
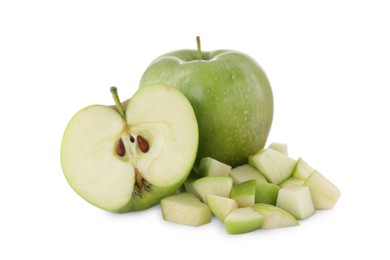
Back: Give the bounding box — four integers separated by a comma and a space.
137, 135, 149, 153
116, 138, 125, 157
129, 135, 135, 143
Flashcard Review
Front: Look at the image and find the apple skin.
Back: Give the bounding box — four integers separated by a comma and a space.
140, 49, 273, 167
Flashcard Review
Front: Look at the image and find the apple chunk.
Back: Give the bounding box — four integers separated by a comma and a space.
230, 181, 256, 207
224, 207, 264, 234
198, 157, 232, 177
304, 170, 341, 209
253, 203, 298, 229
249, 149, 296, 184
292, 157, 314, 180
268, 142, 288, 155
206, 194, 238, 221
229, 164, 267, 185
161, 193, 211, 227
61, 85, 198, 212
276, 185, 315, 220
192, 176, 233, 203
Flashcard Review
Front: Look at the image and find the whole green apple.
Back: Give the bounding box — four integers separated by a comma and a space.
139, 37, 273, 167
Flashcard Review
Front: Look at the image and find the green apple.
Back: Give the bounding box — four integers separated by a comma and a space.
198, 157, 231, 177
192, 176, 233, 203
161, 192, 211, 227
253, 203, 299, 229
249, 148, 296, 184
229, 164, 267, 185
224, 207, 264, 234
139, 37, 273, 167
276, 184, 315, 220
304, 170, 341, 209
60, 85, 198, 212
206, 194, 238, 221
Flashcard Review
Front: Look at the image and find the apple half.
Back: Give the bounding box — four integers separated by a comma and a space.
61, 85, 199, 212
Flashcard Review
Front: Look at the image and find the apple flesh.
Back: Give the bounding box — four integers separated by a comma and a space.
276, 184, 315, 220
230, 181, 256, 207
139, 37, 273, 167
206, 194, 238, 221
61, 85, 198, 212
192, 176, 233, 203
249, 149, 296, 184
268, 142, 288, 155
279, 177, 305, 188
229, 164, 267, 185
224, 207, 265, 234
292, 157, 314, 180
161, 193, 211, 227
253, 203, 299, 229
304, 170, 341, 209
198, 157, 231, 177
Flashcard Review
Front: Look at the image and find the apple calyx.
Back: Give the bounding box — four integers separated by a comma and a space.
110, 86, 151, 198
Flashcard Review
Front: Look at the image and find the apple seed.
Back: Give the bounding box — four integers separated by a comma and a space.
137, 135, 149, 153
115, 138, 125, 157
129, 135, 135, 143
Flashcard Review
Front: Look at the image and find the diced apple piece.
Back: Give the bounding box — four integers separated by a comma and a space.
198, 157, 232, 177
292, 157, 314, 180
304, 170, 341, 209
161, 193, 211, 227
276, 185, 315, 220
192, 176, 233, 203
268, 142, 288, 155
249, 149, 296, 184
253, 203, 299, 229
184, 177, 200, 199
224, 207, 264, 234
229, 164, 267, 185
206, 194, 238, 220
230, 181, 256, 207
279, 177, 305, 188
253, 180, 280, 205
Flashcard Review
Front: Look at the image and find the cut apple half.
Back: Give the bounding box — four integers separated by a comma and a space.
61, 85, 199, 212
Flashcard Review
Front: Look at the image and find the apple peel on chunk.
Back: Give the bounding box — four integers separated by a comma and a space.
61, 85, 198, 212
253, 203, 299, 229
224, 207, 264, 234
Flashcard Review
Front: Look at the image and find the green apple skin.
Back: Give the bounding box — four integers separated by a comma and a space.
140, 49, 273, 167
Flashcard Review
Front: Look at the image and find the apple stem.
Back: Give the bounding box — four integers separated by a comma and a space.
110, 86, 126, 119
196, 36, 203, 60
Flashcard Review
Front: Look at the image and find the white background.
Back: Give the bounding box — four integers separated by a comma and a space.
1, 0, 389, 259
